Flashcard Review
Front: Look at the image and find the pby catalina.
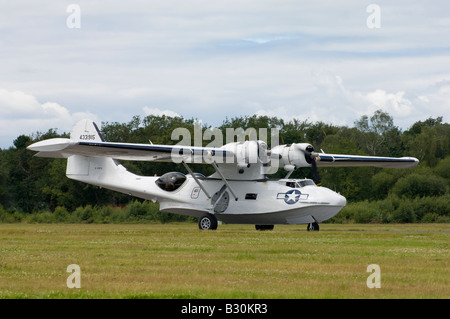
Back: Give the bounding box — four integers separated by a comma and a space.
28, 119, 419, 231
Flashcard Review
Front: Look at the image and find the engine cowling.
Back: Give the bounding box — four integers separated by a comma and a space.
270, 143, 315, 169
220, 140, 268, 168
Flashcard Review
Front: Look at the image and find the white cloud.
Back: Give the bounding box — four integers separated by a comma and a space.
255, 72, 449, 131
0, 89, 97, 148
142, 106, 181, 118
413, 80, 450, 119
362, 90, 413, 117
309, 72, 416, 123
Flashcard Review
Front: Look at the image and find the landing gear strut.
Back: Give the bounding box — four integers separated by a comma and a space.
307, 222, 320, 231
198, 213, 218, 230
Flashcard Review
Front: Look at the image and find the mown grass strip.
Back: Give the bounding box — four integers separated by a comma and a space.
0, 223, 448, 298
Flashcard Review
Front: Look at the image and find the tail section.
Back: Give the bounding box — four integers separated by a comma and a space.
28, 118, 138, 194
66, 119, 130, 188
66, 119, 104, 178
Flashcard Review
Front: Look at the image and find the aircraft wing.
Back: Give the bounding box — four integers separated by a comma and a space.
270, 143, 419, 170
315, 153, 419, 168
28, 138, 232, 163
28, 120, 419, 171
28, 119, 233, 163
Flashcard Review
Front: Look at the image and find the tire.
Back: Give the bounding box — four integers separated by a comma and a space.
198, 214, 218, 230
307, 222, 320, 231
255, 225, 274, 231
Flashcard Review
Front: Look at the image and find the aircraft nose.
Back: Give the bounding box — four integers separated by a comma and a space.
336, 193, 347, 207
319, 187, 347, 207
328, 190, 346, 207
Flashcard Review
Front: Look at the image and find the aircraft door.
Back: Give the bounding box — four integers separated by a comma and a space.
212, 185, 230, 213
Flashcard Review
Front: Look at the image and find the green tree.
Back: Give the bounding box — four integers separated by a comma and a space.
403, 119, 450, 167
354, 109, 402, 156
434, 155, 450, 186
0, 150, 10, 206
391, 173, 447, 198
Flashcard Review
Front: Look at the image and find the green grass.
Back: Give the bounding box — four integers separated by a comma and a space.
0, 223, 449, 298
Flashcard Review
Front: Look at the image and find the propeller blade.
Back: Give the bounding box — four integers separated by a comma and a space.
311, 157, 321, 185
297, 144, 321, 185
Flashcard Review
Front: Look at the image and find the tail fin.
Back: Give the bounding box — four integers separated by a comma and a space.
66, 119, 128, 184
67, 119, 102, 176
70, 118, 105, 142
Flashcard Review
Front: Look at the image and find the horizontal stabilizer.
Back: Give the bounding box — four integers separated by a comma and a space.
27, 138, 74, 153
34, 151, 69, 159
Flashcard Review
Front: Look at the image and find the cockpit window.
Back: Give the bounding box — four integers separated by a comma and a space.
286, 180, 316, 188
156, 172, 187, 192
297, 180, 316, 188
286, 182, 296, 188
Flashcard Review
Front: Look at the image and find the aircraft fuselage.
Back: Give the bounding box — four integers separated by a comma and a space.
158, 176, 347, 225
69, 160, 346, 225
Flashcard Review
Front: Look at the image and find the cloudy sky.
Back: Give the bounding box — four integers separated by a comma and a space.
1, 1, 449, 148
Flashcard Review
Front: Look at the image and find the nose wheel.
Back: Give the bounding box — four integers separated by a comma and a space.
307, 222, 320, 231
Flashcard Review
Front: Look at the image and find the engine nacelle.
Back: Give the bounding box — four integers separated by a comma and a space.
220, 140, 268, 168
270, 143, 314, 169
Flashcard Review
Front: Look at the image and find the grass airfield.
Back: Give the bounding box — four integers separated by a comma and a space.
0, 223, 448, 299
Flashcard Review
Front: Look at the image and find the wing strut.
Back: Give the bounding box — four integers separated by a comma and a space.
211, 161, 239, 201
181, 161, 211, 199
284, 165, 295, 179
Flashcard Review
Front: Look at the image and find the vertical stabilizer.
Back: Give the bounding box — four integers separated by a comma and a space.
66, 119, 129, 186
66, 119, 103, 178
70, 119, 105, 142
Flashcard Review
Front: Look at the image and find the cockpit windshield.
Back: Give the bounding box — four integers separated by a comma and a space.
285, 179, 316, 188
296, 180, 316, 188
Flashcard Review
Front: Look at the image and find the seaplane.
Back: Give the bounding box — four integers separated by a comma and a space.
27, 119, 419, 231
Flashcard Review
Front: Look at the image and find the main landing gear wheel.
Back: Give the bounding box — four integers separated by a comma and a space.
255, 225, 274, 231
307, 222, 320, 231
198, 214, 218, 230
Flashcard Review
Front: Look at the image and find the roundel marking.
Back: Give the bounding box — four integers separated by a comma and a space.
284, 189, 301, 205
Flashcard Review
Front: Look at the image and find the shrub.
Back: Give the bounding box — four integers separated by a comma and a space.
389, 200, 416, 223
0, 205, 19, 223
392, 173, 447, 198
72, 205, 94, 223
332, 200, 380, 224
371, 171, 397, 200
422, 212, 440, 223
54, 206, 69, 222
28, 211, 55, 223
125, 200, 150, 221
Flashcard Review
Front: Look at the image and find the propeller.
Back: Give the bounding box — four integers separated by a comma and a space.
301, 145, 321, 186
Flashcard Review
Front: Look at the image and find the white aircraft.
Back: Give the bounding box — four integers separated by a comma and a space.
28, 119, 419, 231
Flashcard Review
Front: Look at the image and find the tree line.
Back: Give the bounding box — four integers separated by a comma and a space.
0, 110, 449, 223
